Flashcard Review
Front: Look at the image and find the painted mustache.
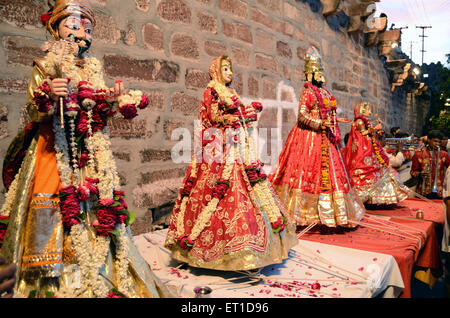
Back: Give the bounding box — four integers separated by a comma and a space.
67, 34, 92, 55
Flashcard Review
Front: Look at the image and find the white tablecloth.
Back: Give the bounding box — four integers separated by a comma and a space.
134, 229, 404, 298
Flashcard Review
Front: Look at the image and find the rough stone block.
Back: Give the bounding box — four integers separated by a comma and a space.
197, 11, 218, 34
231, 46, 250, 67
171, 91, 200, 115
103, 54, 179, 83
157, 0, 192, 23
170, 33, 200, 60
142, 23, 164, 51
204, 40, 227, 57
277, 41, 292, 59
218, 0, 248, 19
255, 53, 277, 72
185, 69, 210, 89
222, 20, 253, 44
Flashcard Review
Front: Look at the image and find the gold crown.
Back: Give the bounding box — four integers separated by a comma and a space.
304, 46, 324, 75
45, 0, 96, 39
354, 102, 372, 116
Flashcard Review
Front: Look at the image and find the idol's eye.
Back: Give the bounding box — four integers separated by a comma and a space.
85, 28, 92, 35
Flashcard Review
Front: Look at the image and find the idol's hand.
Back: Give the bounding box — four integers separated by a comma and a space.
50, 78, 69, 101
105, 80, 125, 103
322, 119, 333, 128
337, 117, 351, 123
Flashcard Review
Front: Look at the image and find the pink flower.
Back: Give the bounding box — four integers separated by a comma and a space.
99, 198, 115, 206
311, 282, 321, 290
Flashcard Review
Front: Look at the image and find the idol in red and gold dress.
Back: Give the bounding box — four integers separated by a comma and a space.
342, 102, 409, 204
164, 55, 298, 270
269, 46, 365, 228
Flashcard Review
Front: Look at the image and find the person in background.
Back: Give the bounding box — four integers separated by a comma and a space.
411, 130, 450, 199
390, 126, 401, 138
0, 256, 16, 298
441, 131, 449, 154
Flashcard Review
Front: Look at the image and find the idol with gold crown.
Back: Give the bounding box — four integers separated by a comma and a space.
164, 55, 297, 270
342, 102, 409, 204
269, 46, 365, 231
0, 0, 171, 298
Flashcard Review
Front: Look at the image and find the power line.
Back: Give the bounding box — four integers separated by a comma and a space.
415, 25, 432, 65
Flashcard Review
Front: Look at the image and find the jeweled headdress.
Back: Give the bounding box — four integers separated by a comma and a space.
41, 0, 96, 40
354, 102, 372, 117
304, 46, 324, 75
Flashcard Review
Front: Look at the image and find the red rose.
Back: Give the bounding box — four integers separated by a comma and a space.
85, 177, 99, 184
119, 104, 138, 119
61, 185, 77, 196
139, 94, 149, 109
78, 151, 90, 168
246, 169, 259, 181
212, 182, 229, 199
251, 102, 263, 113
113, 190, 125, 197
76, 112, 89, 135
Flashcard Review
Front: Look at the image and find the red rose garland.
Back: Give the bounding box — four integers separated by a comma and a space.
244, 161, 267, 186
33, 81, 54, 113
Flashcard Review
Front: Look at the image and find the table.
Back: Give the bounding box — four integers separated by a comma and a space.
134, 229, 404, 298
299, 212, 441, 298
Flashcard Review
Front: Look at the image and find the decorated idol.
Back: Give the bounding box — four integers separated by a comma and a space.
164, 55, 298, 270
269, 46, 365, 230
342, 102, 409, 204
0, 0, 171, 298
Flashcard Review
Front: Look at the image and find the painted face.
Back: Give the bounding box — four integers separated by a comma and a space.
313, 71, 325, 84
58, 14, 93, 54
221, 60, 233, 84
363, 105, 372, 117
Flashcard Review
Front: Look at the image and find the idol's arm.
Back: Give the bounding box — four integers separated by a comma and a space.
297, 89, 322, 130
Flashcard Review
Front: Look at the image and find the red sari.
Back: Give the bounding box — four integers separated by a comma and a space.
164, 56, 297, 270
342, 115, 409, 204
269, 82, 365, 228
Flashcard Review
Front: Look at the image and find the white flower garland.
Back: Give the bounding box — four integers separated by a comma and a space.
118, 90, 145, 107
54, 223, 110, 298
114, 224, 132, 296
86, 110, 96, 170
91, 131, 120, 200
175, 157, 198, 237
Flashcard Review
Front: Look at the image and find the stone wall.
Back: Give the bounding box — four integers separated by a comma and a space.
0, 0, 413, 234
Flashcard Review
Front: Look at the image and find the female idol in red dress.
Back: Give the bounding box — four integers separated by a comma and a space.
342, 102, 409, 204
269, 46, 365, 229
164, 55, 297, 270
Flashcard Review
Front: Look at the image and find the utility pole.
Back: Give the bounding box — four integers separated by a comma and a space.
407, 41, 417, 60
394, 26, 408, 48
416, 25, 432, 65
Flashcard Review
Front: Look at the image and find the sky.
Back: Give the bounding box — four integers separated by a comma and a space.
375, 0, 450, 66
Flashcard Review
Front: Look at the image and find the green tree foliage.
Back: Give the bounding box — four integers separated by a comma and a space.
423, 53, 450, 132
